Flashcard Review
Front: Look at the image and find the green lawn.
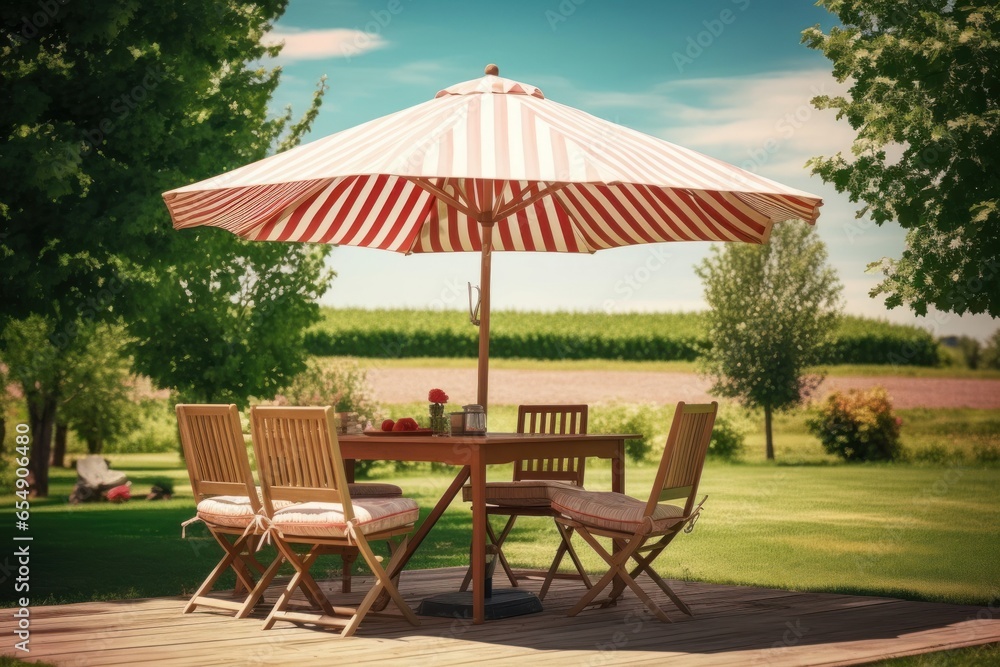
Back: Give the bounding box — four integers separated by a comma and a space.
320, 355, 1000, 379
3, 452, 997, 609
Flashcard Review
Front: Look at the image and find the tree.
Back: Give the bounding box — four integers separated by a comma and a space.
130, 240, 332, 406
982, 328, 1000, 370
803, 1, 1000, 317
2, 316, 68, 496
59, 324, 138, 456
695, 223, 843, 460
1, 1, 329, 494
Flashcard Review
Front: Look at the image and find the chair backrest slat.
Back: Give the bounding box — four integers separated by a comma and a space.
646, 402, 717, 517
514, 405, 588, 485
250, 406, 349, 517
176, 404, 258, 511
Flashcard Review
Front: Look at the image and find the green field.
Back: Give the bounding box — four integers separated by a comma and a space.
305, 308, 943, 366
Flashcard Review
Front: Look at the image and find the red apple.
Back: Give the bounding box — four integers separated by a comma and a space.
381, 419, 395, 432
392, 419, 408, 431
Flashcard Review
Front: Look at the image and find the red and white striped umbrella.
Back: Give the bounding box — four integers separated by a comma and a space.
164, 65, 822, 408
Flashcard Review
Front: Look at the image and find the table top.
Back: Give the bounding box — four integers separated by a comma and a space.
338, 431, 638, 465
340, 431, 640, 444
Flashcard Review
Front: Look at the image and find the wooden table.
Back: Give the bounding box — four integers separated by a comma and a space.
339, 432, 631, 624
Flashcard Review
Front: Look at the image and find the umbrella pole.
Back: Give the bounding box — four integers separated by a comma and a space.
477, 222, 494, 411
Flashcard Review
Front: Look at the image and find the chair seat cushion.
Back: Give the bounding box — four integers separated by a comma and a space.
196, 496, 258, 528
461, 480, 580, 507
550, 489, 685, 535
271, 497, 419, 538
348, 482, 403, 498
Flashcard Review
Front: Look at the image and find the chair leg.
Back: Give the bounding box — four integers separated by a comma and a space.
343, 535, 419, 638
342, 552, 357, 594
539, 523, 592, 601
262, 544, 334, 630
460, 515, 518, 592
562, 526, 630, 616
234, 551, 284, 618
185, 532, 254, 614
626, 537, 693, 616
490, 516, 519, 587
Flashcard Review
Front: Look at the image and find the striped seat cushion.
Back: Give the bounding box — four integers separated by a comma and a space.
271, 497, 419, 538
196, 496, 258, 529
461, 480, 580, 507
348, 482, 403, 498
550, 489, 685, 535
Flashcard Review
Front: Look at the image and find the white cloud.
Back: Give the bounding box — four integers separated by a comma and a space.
262, 28, 387, 61
572, 69, 857, 189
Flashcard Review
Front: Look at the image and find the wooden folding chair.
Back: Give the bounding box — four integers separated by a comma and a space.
461, 404, 591, 600
250, 405, 420, 637
176, 404, 277, 618
551, 401, 717, 622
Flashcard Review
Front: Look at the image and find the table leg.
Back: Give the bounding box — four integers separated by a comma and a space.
612, 439, 626, 493
610, 439, 627, 597
371, 465, 471, 611
470, 447, 486, 624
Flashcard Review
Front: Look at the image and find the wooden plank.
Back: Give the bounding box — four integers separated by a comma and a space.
5, 569, 999, 667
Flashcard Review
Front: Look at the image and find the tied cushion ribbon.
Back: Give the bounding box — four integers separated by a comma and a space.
180, 516, 203, 539
683, 495, 708, 534
241, 512, 284, 551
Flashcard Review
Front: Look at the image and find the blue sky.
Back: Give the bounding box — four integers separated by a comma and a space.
261, 0, 997, 340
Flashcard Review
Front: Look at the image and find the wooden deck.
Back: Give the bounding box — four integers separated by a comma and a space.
5, 567, 999, 666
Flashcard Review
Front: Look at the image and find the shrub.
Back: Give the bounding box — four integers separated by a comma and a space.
982, 329, 1000, 370
807, 387, 903, 462
589, 404, 664, 463
276, 360, 381, 475
973, 443, 1000, 464
910, 444, 965, 465
707, 412, 749, 462
109, 400, 178, 454
277, 360, 379, 419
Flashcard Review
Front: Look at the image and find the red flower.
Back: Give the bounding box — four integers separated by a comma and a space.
428, 388, 449, 404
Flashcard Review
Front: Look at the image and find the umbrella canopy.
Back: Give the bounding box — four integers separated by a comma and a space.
164, 65, 822, 409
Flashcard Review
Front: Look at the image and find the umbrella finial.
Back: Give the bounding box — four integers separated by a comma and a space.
484, 64, 499, 76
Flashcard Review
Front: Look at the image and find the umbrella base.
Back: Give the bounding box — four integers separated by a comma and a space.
416, 588, 542, 620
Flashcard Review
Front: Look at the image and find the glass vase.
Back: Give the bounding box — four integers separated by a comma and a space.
429, 402, 449, 436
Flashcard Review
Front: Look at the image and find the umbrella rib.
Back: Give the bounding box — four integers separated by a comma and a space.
403, 176, 478, 218
495, 182, 570, 220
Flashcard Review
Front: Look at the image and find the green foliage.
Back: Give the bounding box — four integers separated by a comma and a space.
306, 309, 707, 361
707, 411, 750, 462
803, 1, 1000, 317
58, 324, 139, 453
696, 223, 843, 458
306, 309, 937, 366
277, 359, 380, 422
130, 243, 332, 406
0, 1, 332, 485
981, 329, 1000, 370
589, 404, 665, 463
110, 400, 178, 454
808, 387, 903, 462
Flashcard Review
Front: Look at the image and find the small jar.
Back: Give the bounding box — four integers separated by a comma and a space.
462, 404, 487, 435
